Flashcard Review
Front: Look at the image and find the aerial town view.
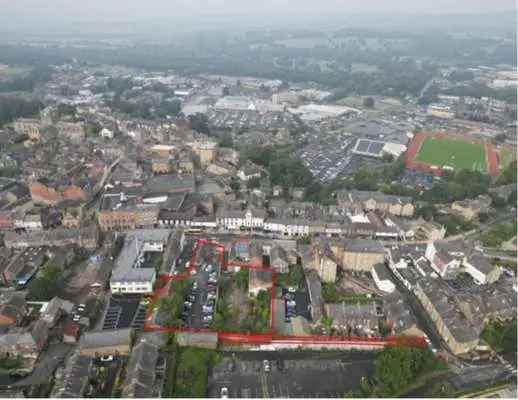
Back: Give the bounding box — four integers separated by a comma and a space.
0, 0, 516, 398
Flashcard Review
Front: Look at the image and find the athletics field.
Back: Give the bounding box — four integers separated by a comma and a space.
415, 136, 487, 173
405, 133, 499, 177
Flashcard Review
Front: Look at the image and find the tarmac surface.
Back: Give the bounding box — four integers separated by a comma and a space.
207, 350, 376, 398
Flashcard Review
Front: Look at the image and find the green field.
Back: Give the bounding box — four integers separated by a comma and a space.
415, 136, 487, 173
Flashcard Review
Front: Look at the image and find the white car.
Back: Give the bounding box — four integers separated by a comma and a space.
221, 387, 228, 399
100, 355, 114, 362
263, 360, 270, 372
287, 287, 296, 293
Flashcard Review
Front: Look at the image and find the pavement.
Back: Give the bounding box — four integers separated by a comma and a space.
183, 242, 221, 329
207, 351, 376, 398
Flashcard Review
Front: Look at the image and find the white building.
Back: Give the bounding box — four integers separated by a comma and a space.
100, 128, 114, 139
110, 229, 173, 294
462, 254, 502, 285
263, 219, 310, 237
217, 208, 265, 230
371, 264, 396, 293
425, 241, 464, 278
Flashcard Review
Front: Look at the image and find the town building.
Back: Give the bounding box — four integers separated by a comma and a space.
110, 229, 172, 294
415, 278, 481, 355
324, 302, 381, 335
334, 239, 385, 272
3, 226, 98, 250
425, 241, 464, 278
98, 192, 159, 231
337, 190, 414, 217
13, 118, 41, 141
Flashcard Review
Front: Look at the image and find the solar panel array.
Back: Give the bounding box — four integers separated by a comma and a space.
352, 139, 386, 157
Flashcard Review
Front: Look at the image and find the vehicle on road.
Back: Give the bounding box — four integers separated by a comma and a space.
221, 387, 229, 398
263, 359, 270, 372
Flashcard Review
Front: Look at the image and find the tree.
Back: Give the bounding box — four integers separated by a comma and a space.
321, 315, 334, 335
229, 178, 240, 192
353, 169, 379, 191
246, 177, 261, 190
373, 347, 438, 395
498, 160, 517, 185
28, 265, 62, 301
218, 134, 233, 148
188, 113, 210, 135
363, 96, 375, 108
235, 269, 249, 290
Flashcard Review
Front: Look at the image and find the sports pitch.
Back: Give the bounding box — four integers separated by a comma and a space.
415, 136, 487, 173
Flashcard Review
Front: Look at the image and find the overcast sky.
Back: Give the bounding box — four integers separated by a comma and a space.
1, 0, 515, 22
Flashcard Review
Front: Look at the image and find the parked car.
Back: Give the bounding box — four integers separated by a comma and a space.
221, 387, 229, 399
263, 360, 270, 372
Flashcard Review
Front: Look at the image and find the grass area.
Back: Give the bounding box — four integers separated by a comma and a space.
322, 282, 374, 304
162, 336, 179, 398
480, 222, 517, 248
416, 136, 487, 173
172, 348, 221, 398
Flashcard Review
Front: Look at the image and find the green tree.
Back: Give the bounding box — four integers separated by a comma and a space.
246, 177, 261, 190
373, 347, 439, 395
353, 169, 379, 191
27, 265, 62, 301
363, 97, 375, 108
189, 113, 210, 135
499, 160, 517, 185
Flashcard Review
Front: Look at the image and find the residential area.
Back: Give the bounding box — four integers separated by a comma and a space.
0, 6, 516, 398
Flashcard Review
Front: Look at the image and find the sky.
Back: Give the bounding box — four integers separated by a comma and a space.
0, 0, 514, 36
0, 0, 515, 22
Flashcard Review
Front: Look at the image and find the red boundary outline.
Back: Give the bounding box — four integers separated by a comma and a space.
144, 239, 426, 349
406, 132, 499, 177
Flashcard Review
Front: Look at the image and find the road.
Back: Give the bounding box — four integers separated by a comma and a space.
208, 351, 376, 398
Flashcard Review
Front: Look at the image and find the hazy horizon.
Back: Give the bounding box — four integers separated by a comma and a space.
0, 0, 515, 37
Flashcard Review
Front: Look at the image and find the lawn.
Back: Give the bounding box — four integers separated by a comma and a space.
173, 348, 220, 397
415, 136, 487, 173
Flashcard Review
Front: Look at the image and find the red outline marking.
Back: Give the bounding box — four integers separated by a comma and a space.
144, 239, 427, 349
406, 132, 499, 177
